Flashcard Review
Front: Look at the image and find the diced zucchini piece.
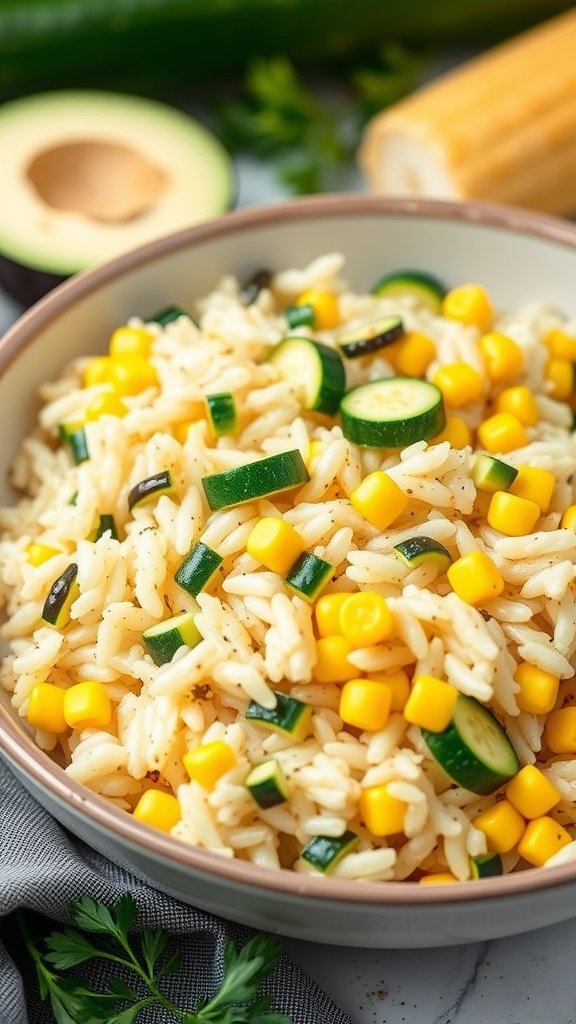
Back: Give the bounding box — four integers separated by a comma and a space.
337, 315, 404, 359
175, 541, 222, 597
202, 450, 309, 511
340, 376, 445, 448
371, 270, 446, 313
394, 536, 452, 572
41, 563, 79, 629
128, 470, 174, 512
150, 305, 188, 326
422, 694, 519, 795
93, 514, 118, 541
269, 337, 345, 415
206, 393, 237, 437
285, 552, 333, 603
143, 611, 202, 666
245, 691, 312, 741
241, 268, 272, 306
471, 453, 518, 493
59, 422, 89, 464
301, 831, 359, 873
245, 759, 289, 808
285, 303, 315, 329
470, 853, 503, 879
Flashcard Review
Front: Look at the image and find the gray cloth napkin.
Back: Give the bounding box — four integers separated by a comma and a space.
0, 759, 352, 1024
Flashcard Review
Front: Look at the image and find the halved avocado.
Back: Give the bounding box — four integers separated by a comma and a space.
0, 91, 234, 304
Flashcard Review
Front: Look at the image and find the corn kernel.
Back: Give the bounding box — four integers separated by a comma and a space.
442, 284, 493, 331
314, 635, 357, 683
545, 327, 576, 361
295, 289, 340, 330
487, 491, 540, 537
246, 517, 305, 576
518, 815, 572, 866
306, 439, 324, 471
338, 592, 394, 647
133, 790, 180, 832
350, 471, 409, 531
429, 415, 472, 449
473, 801, 526, 854
546, 358, 574, 400
393, 331, 436, 377
27, 682, 67, 734
447, 550, 504, 606
506, 765, 561, 820
85, 391, 128, 421
368, 669, 411, 712
561, 505, 576, 531
479, 331, 524, 381
403, 675, 457, 732
109, 357, 158, 396
515, 663, 559, 715
109, 326, 153, 361
63, 681, 112, 731
339, 678, 392, 731
183, 740, 236, 790
360, 784, 407, 836
477, 413, 527, 454
432, 362, 484, 408
419, 873, 459, 885
545, 707, 576, 753
509, 465, 555, 513
315, 593, 351, 637
83, 356, 114, 388
494, 386, 539, 427
26, 543, 61, 567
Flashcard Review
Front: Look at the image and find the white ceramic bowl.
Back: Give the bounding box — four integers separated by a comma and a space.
3, 195, 576, 948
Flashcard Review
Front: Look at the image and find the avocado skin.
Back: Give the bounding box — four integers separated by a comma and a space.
0, 256, 66, 307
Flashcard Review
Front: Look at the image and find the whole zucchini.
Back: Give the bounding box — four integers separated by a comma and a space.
0, 0, 572, 95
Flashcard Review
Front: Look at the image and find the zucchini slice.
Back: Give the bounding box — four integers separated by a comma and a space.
269, 337, 345, 415
394, 536, 452, 572
41, 563, 79, 629
202, 450, 309, 511
59, 422, 89, 464
301, 831, 359, 873
471, 453, 518, 493
150, 305, 188, 326
89, 514, 119, 542
175, 541, 222, 597
470, 853, 503, 879
285, 552, 333, 603
241, 268, 272, 306
340, 376, 445, 449
246, 759, 289, 808
128, 470, 175, 512
422, 695, 519, 795
206, 393, 237, 437
245, 691, 312, 741
371, 270, 446, 313
143, 611, 202, 665
337, 315, 404, 359
285, 303, 315, 329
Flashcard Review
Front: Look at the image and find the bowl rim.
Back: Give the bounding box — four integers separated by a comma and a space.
3, 193, 576, 906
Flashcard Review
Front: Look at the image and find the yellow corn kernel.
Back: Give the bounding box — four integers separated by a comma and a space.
545, 327, 576, 361
183, 740, 236, 790
518, 816, 572, 866
83, 356, 114, 388
27, 682, 67, 734
338, 592, 394, 647
315, 593, 350, 637
295, 289, 340, 330
442, 284, 493, 331
109, 325, 153, 361
360, 784, 407, 836
561, 505, 576, 531
546, 357, 574, 400
429, 415, 472, 450
477, 413, 527, 454
339, 678, 392, 731
419, 873, 459, 885
26, 543, 61, 567
314, 635, 357, 683
306, 439, 324, 471
246, 517, 305, 576
393, 331, 436, 377
403, 675, 458, 732
432, 362, 484, 408
63, 681, 112, 731
494, 386, 539, 427
85, 391, 128, 421
487, 491, 540, 537
479, 331, 524, 381
515, 663, 559, 716
545, 707, 576, 754
133, 790, 181, 832
473, 801, 526, 854
509, 465, 556, 513
368, 669, 411, 712
350, 471, 409, 531
447, 550, 504, 606
109, 357, 158, 396
506, 765, 561, 820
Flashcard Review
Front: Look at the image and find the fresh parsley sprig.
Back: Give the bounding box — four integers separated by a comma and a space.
17, 894, 291, 1024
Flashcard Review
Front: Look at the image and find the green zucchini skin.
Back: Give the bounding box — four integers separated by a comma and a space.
301, 830, 359, 872
175, 541, 222, 597
285, 552, 333, 602
245, 691, 312, 741
150, 305, 188, 326
59, 423, 89, 464
41, 563, 79, 628
202, 450, 309, 510
246, 759, 289, 808
470, 853, 503, 879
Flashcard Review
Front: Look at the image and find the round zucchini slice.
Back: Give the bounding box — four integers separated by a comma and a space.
371, 270, 446, 313
340, 376, 445, 448
269, 337, 345, 415
202, 450, 309, 510
337, 315, 404, 359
